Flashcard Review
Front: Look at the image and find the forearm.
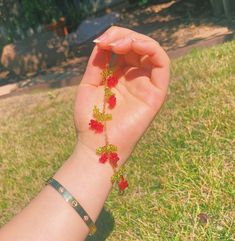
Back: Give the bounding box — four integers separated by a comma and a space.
0, 142, 115, 241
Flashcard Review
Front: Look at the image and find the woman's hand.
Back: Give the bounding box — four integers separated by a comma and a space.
74, 26, 170, 164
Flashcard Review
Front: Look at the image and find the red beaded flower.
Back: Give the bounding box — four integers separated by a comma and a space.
108, 95, 116, 109
118, 176, 129, 191
109, 152, 119, 167
99, 152, 120, 167
107, 76, 118, 88
99, 153, 108, 163
89, 119, 104, 133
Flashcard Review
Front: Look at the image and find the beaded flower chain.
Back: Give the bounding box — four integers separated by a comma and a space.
88, 64, 128, 192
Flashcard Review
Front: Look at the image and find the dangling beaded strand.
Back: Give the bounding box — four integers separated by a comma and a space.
88, 54, 128, 192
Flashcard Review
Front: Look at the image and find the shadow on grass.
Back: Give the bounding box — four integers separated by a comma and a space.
125, 0, 235, 46
85, 208, 115, 241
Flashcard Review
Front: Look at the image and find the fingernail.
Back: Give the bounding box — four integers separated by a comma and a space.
93, 34, 108, 43
93, 39, 101, 43
108, 42, 117, 47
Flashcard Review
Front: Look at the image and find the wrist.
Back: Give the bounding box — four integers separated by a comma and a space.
74, 136, 131, 167
69, 140, 115, 179
52, 141, 115, 222
72, 139, 130, 192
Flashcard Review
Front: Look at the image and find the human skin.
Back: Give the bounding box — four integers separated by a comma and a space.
0, 26, 170, 241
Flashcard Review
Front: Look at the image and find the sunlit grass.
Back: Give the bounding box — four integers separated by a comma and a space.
0, 41, 235, 240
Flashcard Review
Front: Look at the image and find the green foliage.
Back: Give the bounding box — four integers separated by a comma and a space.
21, 0, 62, 28
138, 0, 149, 6
129, 0, 149, 6
0, 0, 91, 45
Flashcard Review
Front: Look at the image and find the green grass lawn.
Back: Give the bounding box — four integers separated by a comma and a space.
0, 41, 235, 241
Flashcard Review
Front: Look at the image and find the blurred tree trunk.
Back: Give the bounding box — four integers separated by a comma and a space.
223, 0, 235, 19
210, 0, 224, 16
210, 0, 235, 19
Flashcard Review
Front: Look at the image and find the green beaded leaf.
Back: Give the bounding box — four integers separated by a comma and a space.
93, 106, 112, 122
101, 68, 114, 80
106, 144, 117, 153
96, 144, 118, 155
96, 146, 106, 155
104, 113, 112, 121
105, 87, 114, 100
111, 172, 119, 183
93, 106, 101, 119
111, 166, 126, 183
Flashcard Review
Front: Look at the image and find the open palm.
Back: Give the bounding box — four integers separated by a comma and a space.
74, 27, 170, 164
